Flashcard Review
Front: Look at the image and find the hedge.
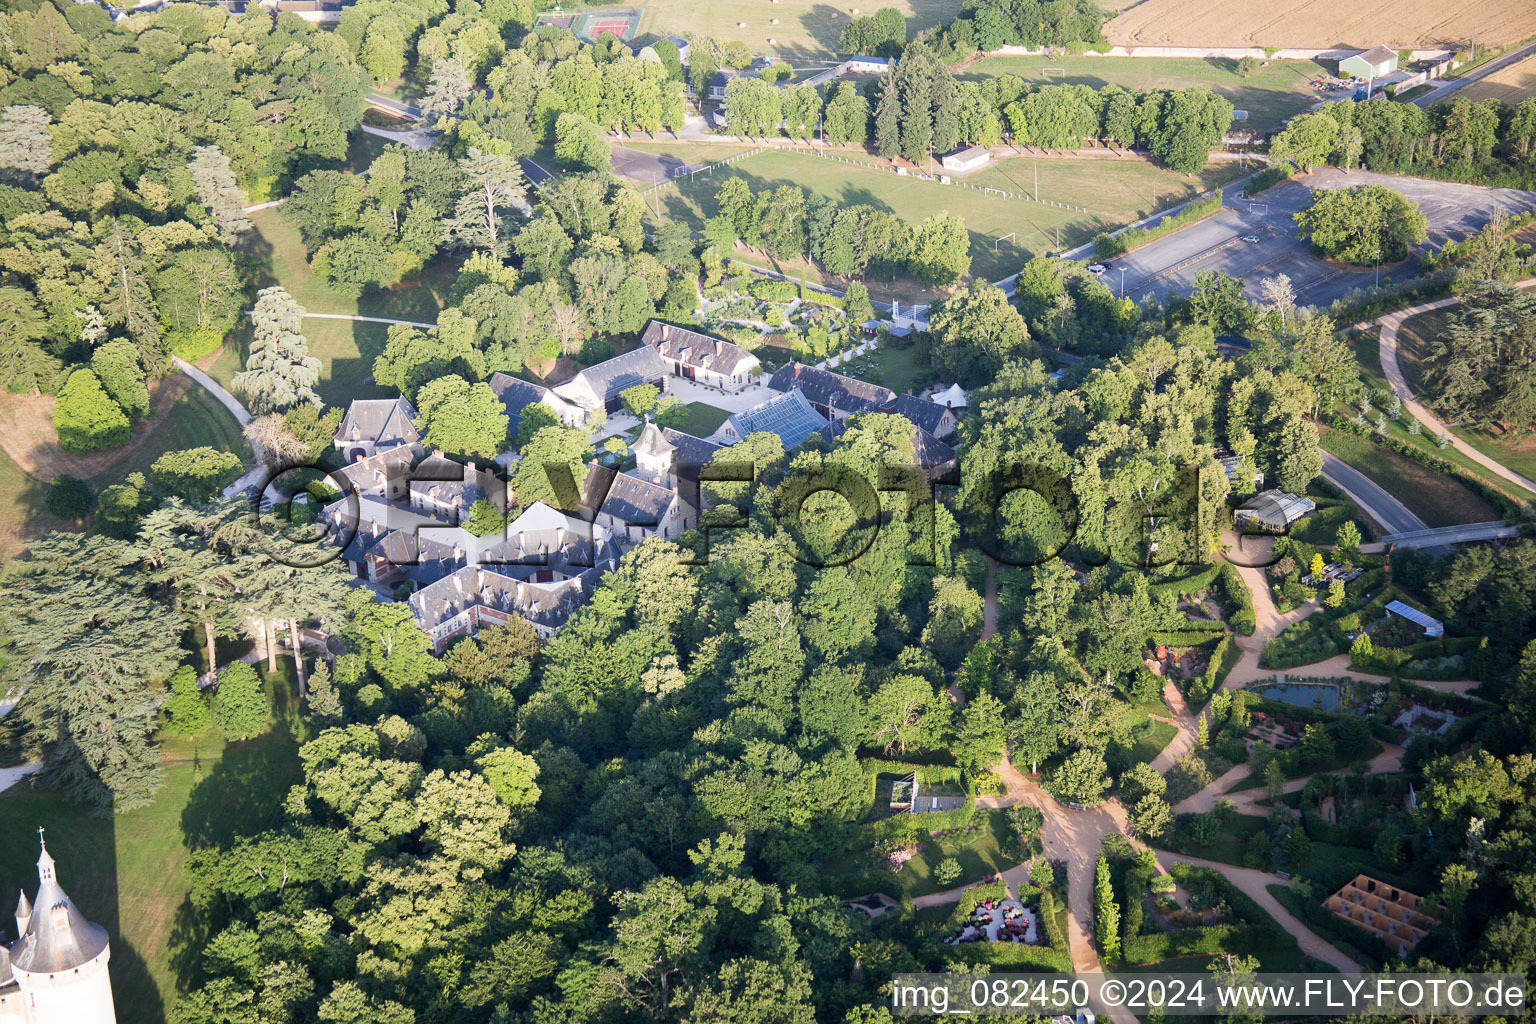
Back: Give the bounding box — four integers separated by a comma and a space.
862, 759, 965, 785
1094, 193, 1224, 258
856, 799, 978, 843
1025, 888, 1066, 957
955, 880, 1010, 917
1242, 164, 1294, 197
947, 942, 1075, 971
1149, 565, 1222, 600
1150, 627, 1226, 646
1122, 924, 1282, 962
1185, 635, 1232, 708
1218, 563, 1255, 635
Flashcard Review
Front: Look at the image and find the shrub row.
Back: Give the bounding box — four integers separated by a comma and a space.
1218, 563, 1256, 635
1424, 208, 1536, 271
1094, 193, 1224, 258
1242, 164, 1294, 197
1122, 924, 1282, 963
1150, 627, 1226, 647
1149, 565, 1222, 600
1185, 635, 1232, 708
955, 880, 1010, 917
946, 942, 1075, 972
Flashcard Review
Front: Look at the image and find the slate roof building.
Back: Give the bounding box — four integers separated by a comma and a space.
892, 393, 958, 439
408, 451, 504, 521
334, 442, 422, 503
334, 397, 420, 461
582, 467, 692, 543
409, 563, 608, 651
631, 423, 724, 491
641, 321, 760, 391
552, 346, 670, 414
718, 388, 832, 449
488, 372, 583, 433
1, 834, 118, 1024
767, 362, 897, 421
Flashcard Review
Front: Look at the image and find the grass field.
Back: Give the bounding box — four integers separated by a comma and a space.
209, 198, 456, 407
86, 385, 249, 491
1396, 308, 1536, 485
1460, 53, 1536, 103
0, 665, 305, 1024
1318, 425, 1499, 527
646, 146, 1245, 283
962, 55, 1328, 133
668, 401, 732, 436
635, 0, 955, 60
1103, 0, 1536, 51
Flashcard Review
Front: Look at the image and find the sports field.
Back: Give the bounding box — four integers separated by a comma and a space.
963, 55, 1329, 133
1104, 0, 1536, 50
643, 146, 1247, 281
635, 0, 956, 60
1460, 54, 1536, 104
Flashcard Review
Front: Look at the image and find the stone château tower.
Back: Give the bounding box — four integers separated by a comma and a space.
0, 831, 117, 1024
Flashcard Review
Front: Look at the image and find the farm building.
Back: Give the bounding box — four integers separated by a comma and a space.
940, 144, 990, 173
1340, 45, 1398, 80
1234, 489, 1315, 532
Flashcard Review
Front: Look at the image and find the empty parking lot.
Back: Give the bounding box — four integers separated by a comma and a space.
1111, 169, 1536, 308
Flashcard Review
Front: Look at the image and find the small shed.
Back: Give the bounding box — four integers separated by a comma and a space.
939, 144, 990, 173
1340, 45, 1399, 80
844, 55, 891, 75
1385, 600, 1444, 638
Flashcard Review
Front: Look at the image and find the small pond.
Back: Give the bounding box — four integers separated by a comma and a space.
1253, 681, 1340, 711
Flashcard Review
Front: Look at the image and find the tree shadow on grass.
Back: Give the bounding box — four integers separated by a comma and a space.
0, 782, 164, 1024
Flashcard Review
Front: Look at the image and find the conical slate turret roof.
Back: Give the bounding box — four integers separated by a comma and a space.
10, 832, 109, 974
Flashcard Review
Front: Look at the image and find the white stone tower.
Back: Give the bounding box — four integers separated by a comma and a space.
0, 830, 117, 1024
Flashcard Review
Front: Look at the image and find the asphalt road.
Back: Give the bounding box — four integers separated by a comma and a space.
1319, 451, 1427, 537
1108, 168, 1536, 308
1411, 43, 1536, 107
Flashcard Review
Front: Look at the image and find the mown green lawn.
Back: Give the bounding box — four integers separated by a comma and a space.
646, 147, 1246, 283
0, 665, 306, 1024
88, 384, 250, 491
961, 55, 1328, 134
668, 401, 731, 437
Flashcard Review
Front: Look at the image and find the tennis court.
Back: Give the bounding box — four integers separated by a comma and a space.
536, 7, 643, 42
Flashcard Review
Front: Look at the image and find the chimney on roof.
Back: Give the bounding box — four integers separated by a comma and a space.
794, 363, 801, 378
433, 450, 444, 459
714, 339, 722, 355
467, 461, 476, 474
661, 324, 669, 339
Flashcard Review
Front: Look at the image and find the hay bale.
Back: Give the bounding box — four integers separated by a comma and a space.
737, 20, 746, 26
770, 17, 778, 23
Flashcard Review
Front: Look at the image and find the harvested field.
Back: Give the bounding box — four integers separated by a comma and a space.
1461, 53, 1536, 104
1105, 0, 1536, 51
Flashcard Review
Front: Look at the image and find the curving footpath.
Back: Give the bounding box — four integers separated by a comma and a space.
1376, 284, 1536, 498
